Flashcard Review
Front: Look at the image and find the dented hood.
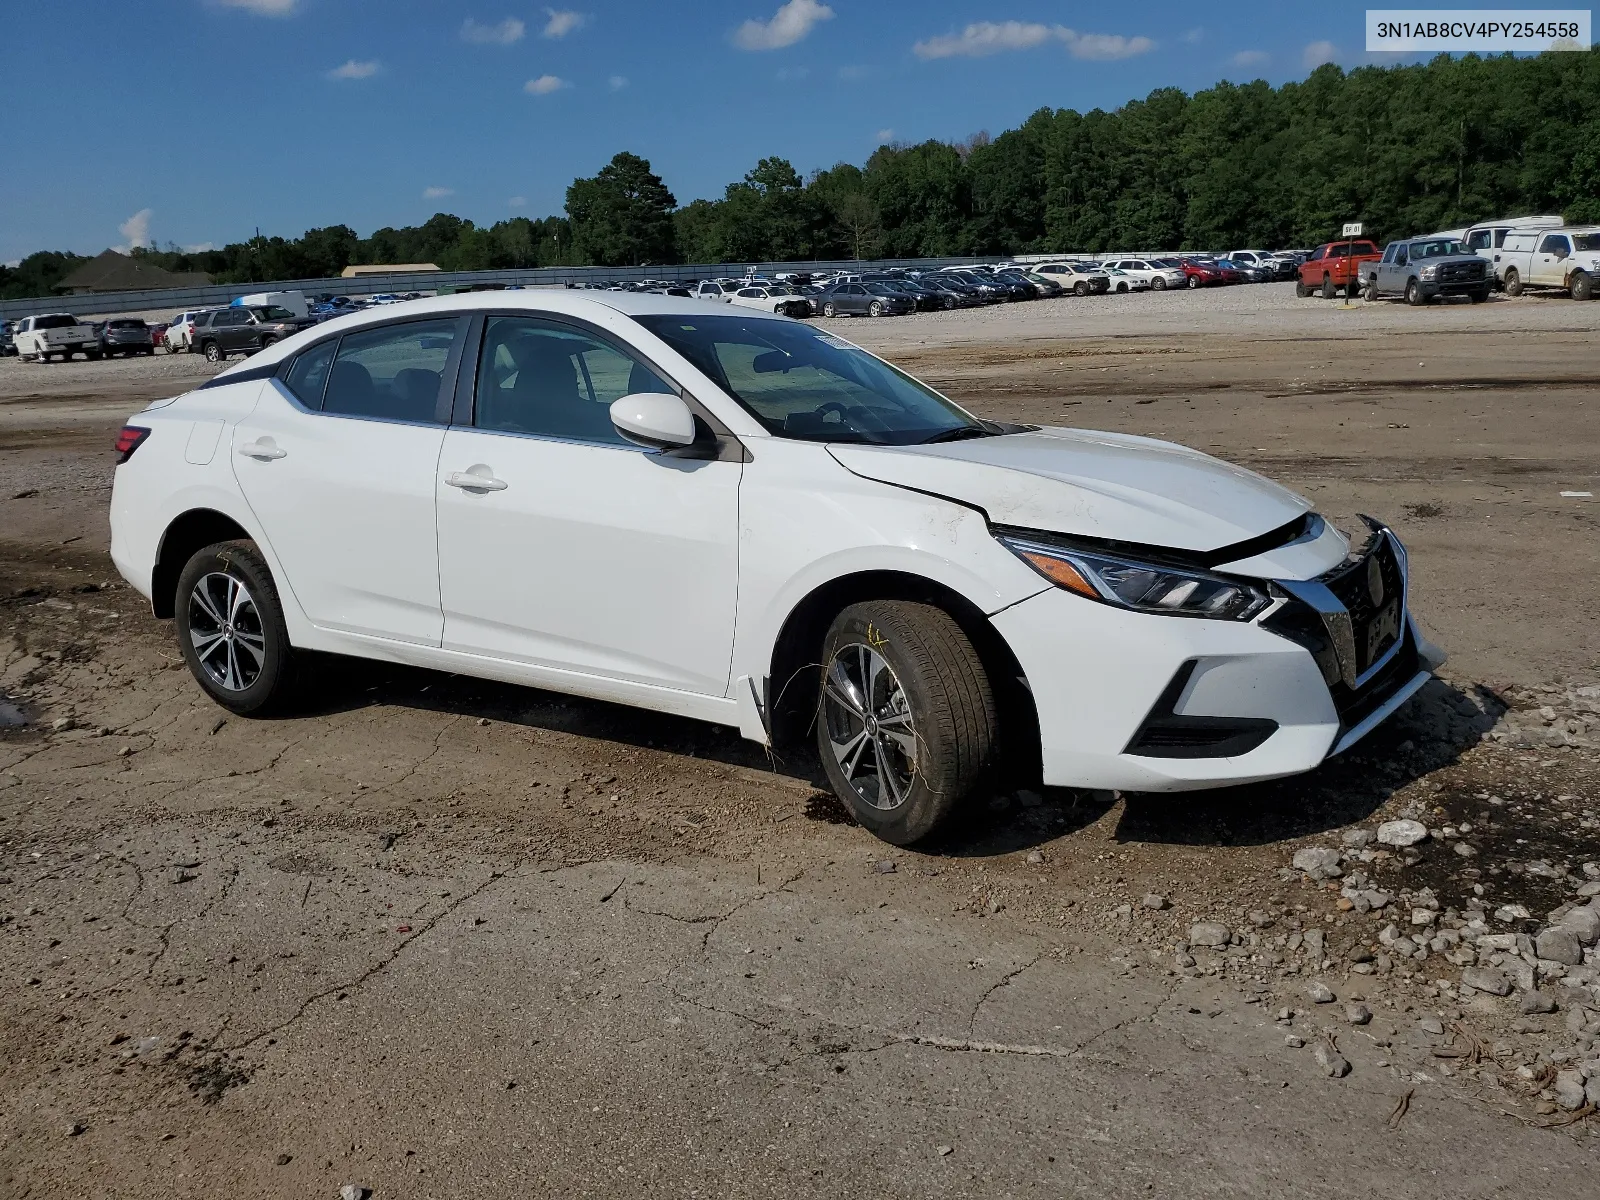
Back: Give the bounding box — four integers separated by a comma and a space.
827, 427, 1310, 552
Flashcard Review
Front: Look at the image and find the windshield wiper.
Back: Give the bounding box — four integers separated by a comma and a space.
919, 424, 996, 445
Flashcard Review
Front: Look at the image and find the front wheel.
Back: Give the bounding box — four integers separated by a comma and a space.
1074, 281, 1088, 296
816, 600, 996, 845
1151, 276, 1166, 291
869, 300, 885, 317
175, 540, 298, 716
1405, 279, 1424, 306
1504, 268, 1523, 297
823, 302, 837, 318
203, 340, 224, 363
1188, 274, 1202, 289
1470, 287, 1489, 303
1570, 271, 1593, 301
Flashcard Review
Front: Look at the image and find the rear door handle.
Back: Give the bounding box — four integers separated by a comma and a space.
237, 439, 286, 460
445, 470, 508, 492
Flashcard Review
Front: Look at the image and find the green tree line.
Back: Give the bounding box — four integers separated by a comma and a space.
6, 51, 1600, 299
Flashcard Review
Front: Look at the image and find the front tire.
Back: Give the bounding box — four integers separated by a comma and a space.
869, 300, 885, 317
175, 540, 298, 716
1074, 281, 1088, 296
823, 302, 837, 318
1188, 274, 1202, 289
1470, 287, 1489, 303
1570, 271, 1593, 301
816, 600, 996, 846
1405, 279, 1424, 306
1151, 276, 1166, 291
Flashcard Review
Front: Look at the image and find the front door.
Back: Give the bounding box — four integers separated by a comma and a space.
1534, 233, 1571, 286
435, 314, 741, 697
232, 316, 467, 645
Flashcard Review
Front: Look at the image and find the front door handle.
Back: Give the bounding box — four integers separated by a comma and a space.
445, 469, 508, 492
237, 438, 286, 461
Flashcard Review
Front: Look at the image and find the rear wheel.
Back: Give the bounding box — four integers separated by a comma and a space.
1570, 271, 1593, 301
175, 540, 298, 716
203, 340, 224, 363
816, 601, 996, 846
1320, 275, 1335, 299
1364, 280, 1379, 302
1503, 268, 1523, 297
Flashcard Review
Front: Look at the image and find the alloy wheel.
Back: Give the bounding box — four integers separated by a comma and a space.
821, 642, 918, 811
187, 571, 267, 692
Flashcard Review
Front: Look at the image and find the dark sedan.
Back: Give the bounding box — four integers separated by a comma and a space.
815, 282, 916, 317
95, 318, 156, 357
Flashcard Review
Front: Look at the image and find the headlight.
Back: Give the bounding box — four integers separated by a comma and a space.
998, 535, 1271, 621
1419, 265, 1438, 279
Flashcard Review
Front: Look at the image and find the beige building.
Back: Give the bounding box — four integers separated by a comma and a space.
340, 263, 441, 278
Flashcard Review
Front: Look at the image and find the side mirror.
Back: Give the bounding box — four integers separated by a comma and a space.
610, 392, 696, 450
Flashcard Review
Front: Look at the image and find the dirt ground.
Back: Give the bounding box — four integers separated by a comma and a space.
2, 284, 1597, 1197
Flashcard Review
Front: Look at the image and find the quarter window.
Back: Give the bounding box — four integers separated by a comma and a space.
473, 317, 675, 446
283, 339, 336, 408
323, 319, 457, 423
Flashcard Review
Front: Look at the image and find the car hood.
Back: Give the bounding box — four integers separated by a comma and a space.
827, 427, 1311, 553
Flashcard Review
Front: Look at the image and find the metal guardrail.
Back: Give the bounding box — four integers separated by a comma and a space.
0, 255, 1029, 321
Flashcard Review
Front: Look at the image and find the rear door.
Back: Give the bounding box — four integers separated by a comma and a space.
232, 316, 467, 645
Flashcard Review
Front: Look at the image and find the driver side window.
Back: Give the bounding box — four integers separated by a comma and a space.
473, 317, 675, 446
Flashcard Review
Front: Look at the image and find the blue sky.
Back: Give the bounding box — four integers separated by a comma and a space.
5, 1, 1433, 262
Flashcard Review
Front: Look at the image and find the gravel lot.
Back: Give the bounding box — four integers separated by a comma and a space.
1, 287, 1597, 1197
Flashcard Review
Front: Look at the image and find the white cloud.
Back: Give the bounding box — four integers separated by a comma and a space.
733, 0, 833, 51
3, 259, 20, 269
213, 0, 297, 15
508, 196, 528, 208
182, 242, 217, 254
524, 74, 568, 94
543, 8, 585, 38
1303, 40, 1337, 68
913, 22, 1153, 61
423, 186, 455, 200
1230, 49, 1269, 67
326, 59, 379, 81
461, 17, 525, 45
119, 208, 153, 250
875, 128, 894, 143
608, 74, 628, 90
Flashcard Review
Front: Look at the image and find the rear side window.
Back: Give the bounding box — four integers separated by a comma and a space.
1493, 229, 1511, 248
283, 339, 336, 408
473, 316, 674, 446
1307, 246, 1326, 261
324, 319, 458, 424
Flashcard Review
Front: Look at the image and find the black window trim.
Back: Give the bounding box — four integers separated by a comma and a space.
451, 309, 748, 463
260, 314, 471, 427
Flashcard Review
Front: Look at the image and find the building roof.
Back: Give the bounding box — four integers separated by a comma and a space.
341, 263, 442, 277
56, 250, 212, 294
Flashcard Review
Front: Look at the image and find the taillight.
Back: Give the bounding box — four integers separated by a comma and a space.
115, 425, 150, 463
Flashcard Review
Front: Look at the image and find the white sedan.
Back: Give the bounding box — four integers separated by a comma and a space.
108, 292, 1440, 845
1101, 259, 1186, 290
727, 285, 813, 319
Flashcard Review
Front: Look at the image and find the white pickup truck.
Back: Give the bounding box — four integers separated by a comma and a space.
1494, 226, 1600, 300
11, 313, 99, 361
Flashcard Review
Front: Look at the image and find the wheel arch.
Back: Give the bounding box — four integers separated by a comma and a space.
764, 569, 1041, 786
150, 508, 254, 619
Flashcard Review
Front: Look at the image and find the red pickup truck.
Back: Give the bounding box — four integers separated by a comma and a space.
1297, 240, 1382, 298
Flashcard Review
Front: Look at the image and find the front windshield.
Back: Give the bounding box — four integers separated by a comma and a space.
1411, 240, 1465, 259
633, 314, 986, 445
1572, 233, 1600, 251
250, 305, 296, 321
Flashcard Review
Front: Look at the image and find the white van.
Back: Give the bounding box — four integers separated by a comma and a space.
230, 290, 309, 319
1462, 215, 1563, 271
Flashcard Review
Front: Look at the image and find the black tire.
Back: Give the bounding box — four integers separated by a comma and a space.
174, 540, 298, 716
260, 335, 278, 350
823, 302, 837, 318
1074, 280, 1088, 296
1504, 268, 1523, 297
1187, 274, 1201, 289
1364, 280, 1379, 302
1571, 271, 1593, 302
1405, 279, 1424, 306
1116, 282, 1128, 293
1320, 275, 1335, 299
1345, 281, 1360, 299
1151, 275, 1166, 291
1470, 287, 1489, 303
869, 300, 885, 317
203, 340, 224, 363
815, 600, 996, 845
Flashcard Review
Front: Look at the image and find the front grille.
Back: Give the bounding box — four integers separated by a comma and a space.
1321, 536, 1405, 676
1329, 628, 1419, 731
1439, 261, 1485, 282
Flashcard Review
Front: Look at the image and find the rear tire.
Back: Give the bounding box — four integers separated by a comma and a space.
815, 600, 996, 846
175, 540, 298, 717
1364, 280, 1379, 302
1504, 268, 1523, 297
203, 340, 224, 363
1320, 276, 1335, 299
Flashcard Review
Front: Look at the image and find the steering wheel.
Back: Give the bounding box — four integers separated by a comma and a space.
813, 401, 851, 423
